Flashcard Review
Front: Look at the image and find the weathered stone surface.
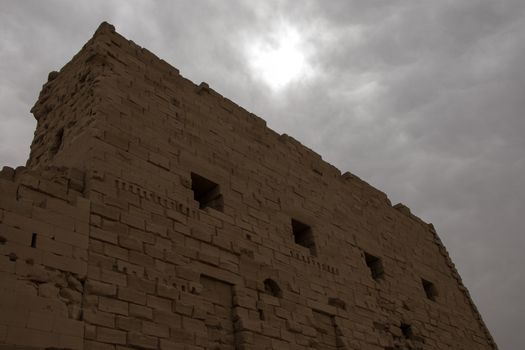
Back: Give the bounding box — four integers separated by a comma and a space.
0, 21, 497, 350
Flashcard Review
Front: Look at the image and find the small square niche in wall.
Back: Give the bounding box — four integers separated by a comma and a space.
422, 278, 438, 301
364, 252, 384, 280
191, 172, 223, 212
400, 323, 413, 339
291, 219, 316, 256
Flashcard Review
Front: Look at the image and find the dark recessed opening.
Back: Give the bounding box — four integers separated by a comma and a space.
422, 278, 438, 301
291, 219, 316, 256
191, 172, 223, 212
31, 233, 37, 248
263, 278, 282, 298
258, 309, 265, 320
50, 128, 64, 155
400, 323, 413, 339
364, 252, 384, 280
328, 297, 347, 310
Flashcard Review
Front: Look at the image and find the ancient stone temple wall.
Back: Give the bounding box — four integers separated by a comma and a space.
0, 22, 497, 350
0, 166, 89, 349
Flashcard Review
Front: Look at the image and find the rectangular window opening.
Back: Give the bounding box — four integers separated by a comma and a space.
31, 233, 37, 248
191, 172, 223, 212
400, 323, 413, 339
291, 219, 316, 256
422, 278, 438, 301
364, 252, 384, 280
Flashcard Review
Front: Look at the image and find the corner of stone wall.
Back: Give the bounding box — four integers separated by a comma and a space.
426, 223, 498, 350
26, 22, 120, 171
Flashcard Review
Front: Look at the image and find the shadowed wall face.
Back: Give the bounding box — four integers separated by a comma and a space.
0, 23, 498, 350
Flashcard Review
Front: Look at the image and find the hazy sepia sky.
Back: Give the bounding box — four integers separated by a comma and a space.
1, 1, 524, 348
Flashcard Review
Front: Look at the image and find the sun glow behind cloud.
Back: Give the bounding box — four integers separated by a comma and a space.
246, 23, 313, 90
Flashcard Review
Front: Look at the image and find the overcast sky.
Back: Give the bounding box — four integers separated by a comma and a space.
1, 1, 523, 348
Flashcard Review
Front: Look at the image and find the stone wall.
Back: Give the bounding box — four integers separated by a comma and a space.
0, 166, 89, 349
0, 22, 497, 350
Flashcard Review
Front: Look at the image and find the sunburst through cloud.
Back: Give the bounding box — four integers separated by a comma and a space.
246, 22, 314, 90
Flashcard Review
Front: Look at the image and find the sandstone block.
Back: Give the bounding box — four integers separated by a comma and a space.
86, 279, 117, 296
96, 326, 126, 344
127, 331, 158, 349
